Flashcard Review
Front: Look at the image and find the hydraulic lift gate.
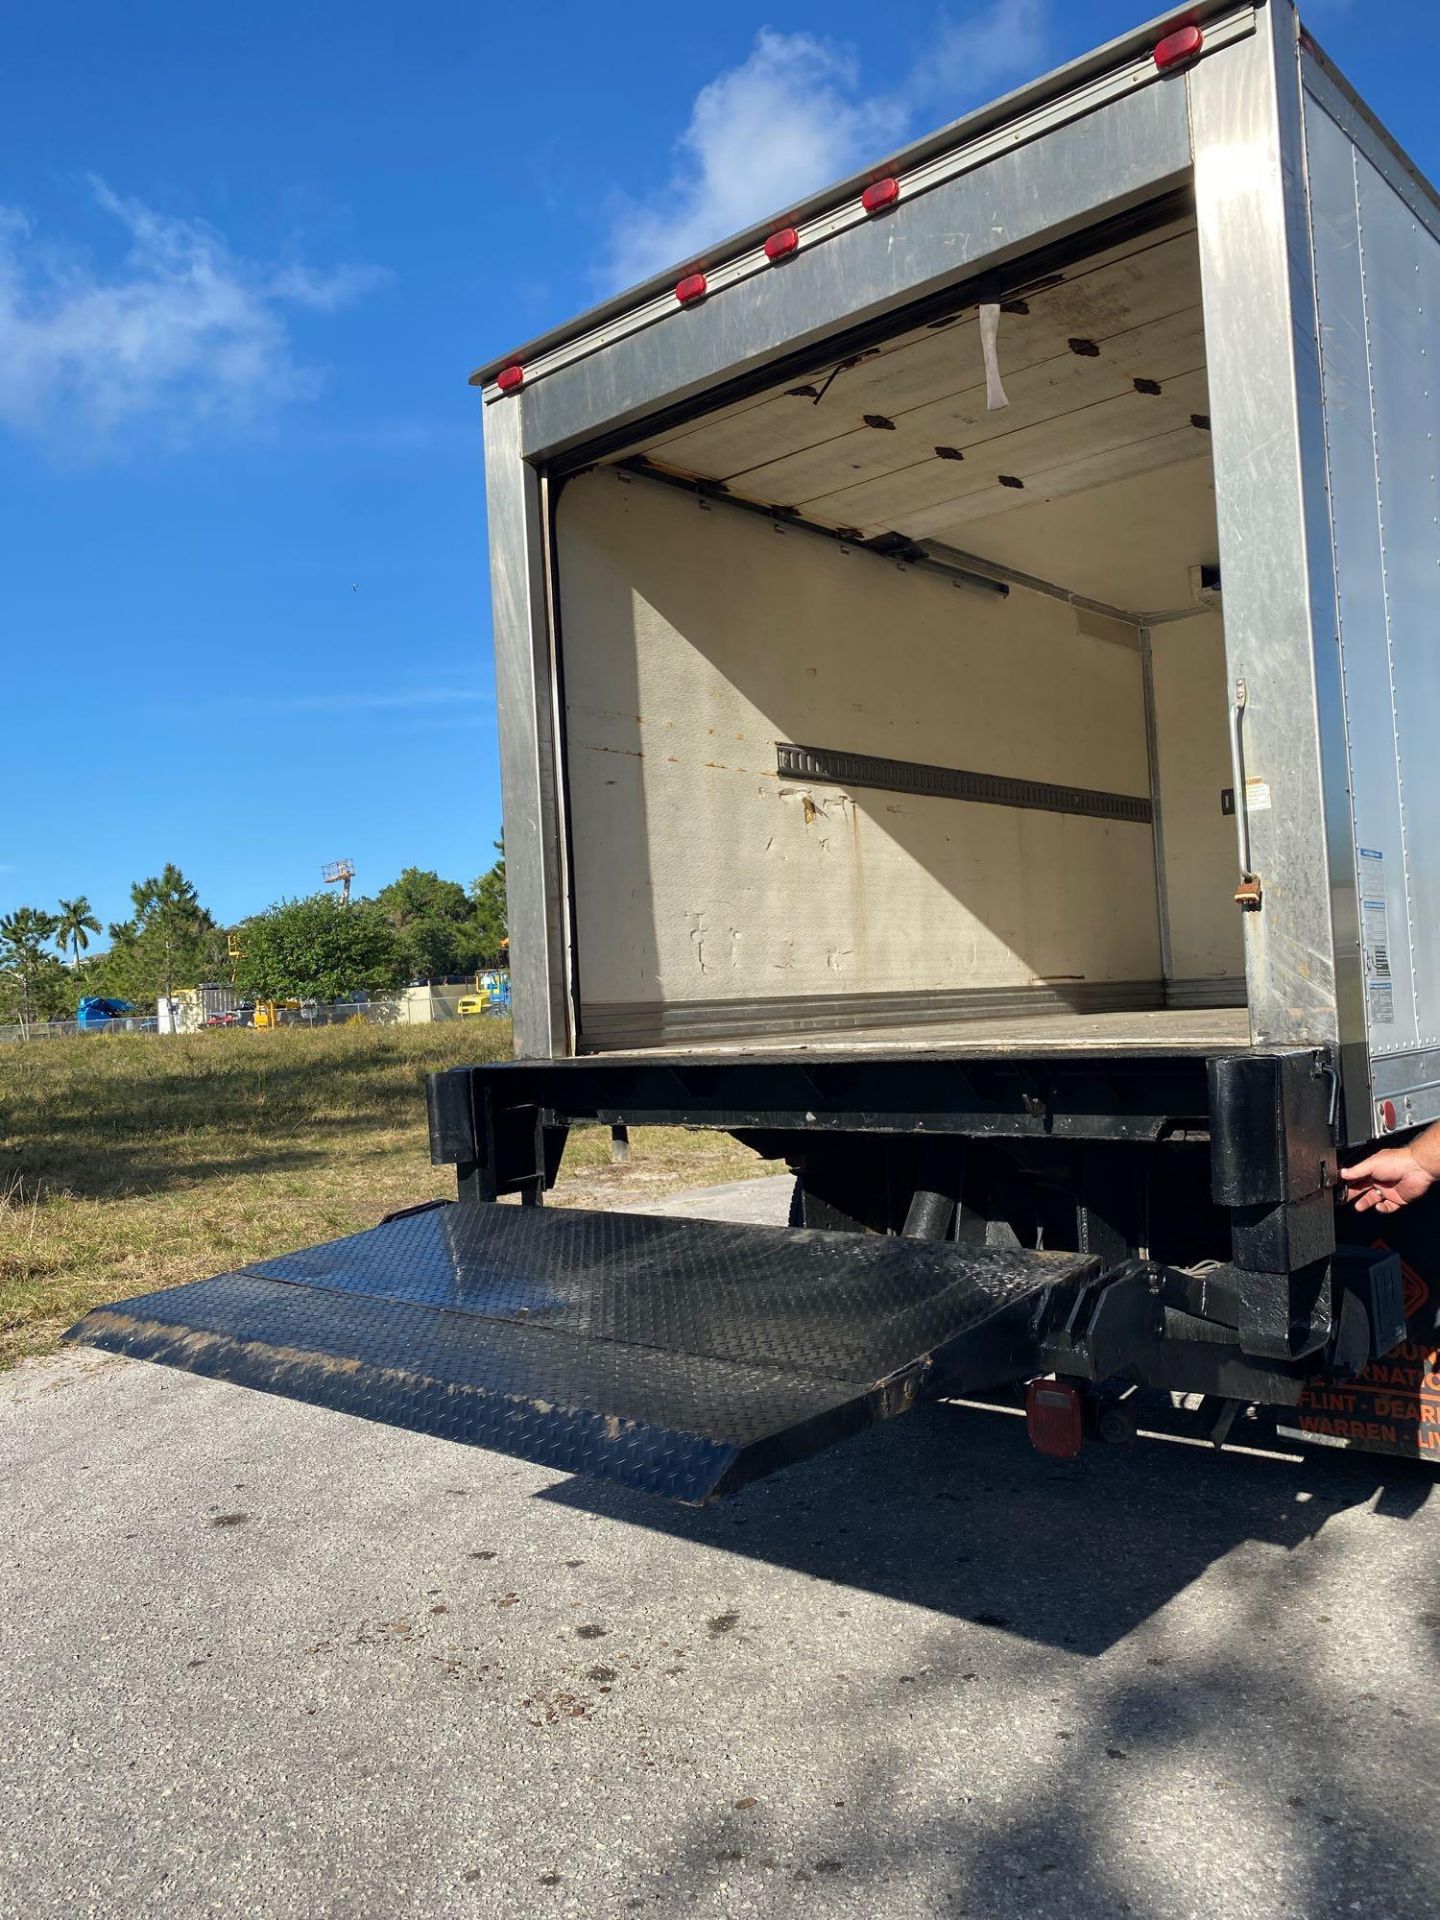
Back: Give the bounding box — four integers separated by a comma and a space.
67, 1205, 1095, 1504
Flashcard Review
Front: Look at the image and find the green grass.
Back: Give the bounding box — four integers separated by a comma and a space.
0, 1023, 772, 1368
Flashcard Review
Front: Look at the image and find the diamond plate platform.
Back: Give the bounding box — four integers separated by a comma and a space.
65, 1203, 1096, 1503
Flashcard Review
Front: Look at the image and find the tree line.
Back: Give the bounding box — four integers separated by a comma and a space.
0, 850, 507, 1026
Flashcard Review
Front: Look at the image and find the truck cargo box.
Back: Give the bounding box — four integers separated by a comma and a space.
481, 0, 1440, 1154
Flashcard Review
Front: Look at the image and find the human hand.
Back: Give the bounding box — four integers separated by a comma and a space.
1340, 1148, 1437, 1213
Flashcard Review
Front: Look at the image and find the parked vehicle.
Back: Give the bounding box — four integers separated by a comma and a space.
71, 3, 1440, 1494
458, 971, 512, 1017
76, 997, 136, 1031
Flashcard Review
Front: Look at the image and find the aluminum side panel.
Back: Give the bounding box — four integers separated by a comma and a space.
484, 401, 571, 1058
1303, 101, 1417, 1063
1304, 63, 1440, 1129
1190, 4, 1348, 1061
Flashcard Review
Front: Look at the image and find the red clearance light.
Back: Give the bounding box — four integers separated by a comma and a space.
764, 226, 799, 261
495, 364, 524, 394
675, 272, 708, 305
1025, 1379, 1085, 1460
861, 176, 899, 214
1381, 1099, 1399, 1133
1154, 24, 1204, 72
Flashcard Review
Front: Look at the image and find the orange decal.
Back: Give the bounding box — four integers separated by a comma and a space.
1372, 1238, 1431, 1323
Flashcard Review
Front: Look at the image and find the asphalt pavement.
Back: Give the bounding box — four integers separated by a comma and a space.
4, 1177, 1439, 1920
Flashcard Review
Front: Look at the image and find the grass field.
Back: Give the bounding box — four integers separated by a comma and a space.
0, 1023, 773, 1369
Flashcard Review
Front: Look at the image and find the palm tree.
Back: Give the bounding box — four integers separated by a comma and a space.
55, 896, 102, 968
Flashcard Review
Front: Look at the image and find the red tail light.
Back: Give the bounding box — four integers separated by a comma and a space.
764, 227, 799, 261
1154, 24, 1204, 72
1026, 1379, 1084, 1460
861, 176, 899, 214
675, 272, 708, 305
495, 364, 524, 394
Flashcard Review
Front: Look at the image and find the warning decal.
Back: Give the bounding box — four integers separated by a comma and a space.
1286, 1236, 1440, 1459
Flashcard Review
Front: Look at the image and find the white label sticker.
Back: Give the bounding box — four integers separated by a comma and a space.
1244, 776, 1271, 813
1357, 848, 1393, 1001
1362, 899, 1391, 977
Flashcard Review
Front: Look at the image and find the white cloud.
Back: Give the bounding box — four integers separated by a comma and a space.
0, 179, 385, 449
602, 30, 906, 292
918, 0, 1051, 113
599, 2, 1052, 291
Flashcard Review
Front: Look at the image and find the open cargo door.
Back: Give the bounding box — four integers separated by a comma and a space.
66, 1204, 1094, 1503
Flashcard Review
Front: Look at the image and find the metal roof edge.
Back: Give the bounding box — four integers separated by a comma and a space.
469, 0, 1258, 389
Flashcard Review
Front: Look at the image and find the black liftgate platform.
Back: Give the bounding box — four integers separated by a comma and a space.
66, 1203, 1095, 1503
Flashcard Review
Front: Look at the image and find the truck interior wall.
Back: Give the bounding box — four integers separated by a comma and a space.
558, 469, 1239, 1049
1149, 612, 1245, 993
553, 211, 1245, 1052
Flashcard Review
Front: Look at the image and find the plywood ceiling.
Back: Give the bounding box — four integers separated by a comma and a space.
616, 218, 1218, 617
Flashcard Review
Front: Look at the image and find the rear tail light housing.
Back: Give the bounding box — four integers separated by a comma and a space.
861, 176, 899, 214
1154, 24, 1204, 72
675, 272, 708, 306
1026, 1379, 1085, 1460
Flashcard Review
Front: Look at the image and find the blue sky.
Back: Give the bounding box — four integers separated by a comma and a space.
0, 0, 1425, 933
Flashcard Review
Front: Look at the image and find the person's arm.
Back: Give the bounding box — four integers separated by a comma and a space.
1340, 1120, 1440, 1212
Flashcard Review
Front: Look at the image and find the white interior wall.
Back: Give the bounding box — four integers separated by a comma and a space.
1149, 612, 1245, 983
558, 468, 1163, 1022
957, 455, 1219, 616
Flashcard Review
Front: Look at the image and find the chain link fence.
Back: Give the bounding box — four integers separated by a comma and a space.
0, 977, 512, 1044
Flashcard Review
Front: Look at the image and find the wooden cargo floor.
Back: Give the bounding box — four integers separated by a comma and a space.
587, 1006, 1251, 1063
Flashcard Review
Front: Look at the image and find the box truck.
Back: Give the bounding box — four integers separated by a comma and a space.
71, 2, 1440, 1498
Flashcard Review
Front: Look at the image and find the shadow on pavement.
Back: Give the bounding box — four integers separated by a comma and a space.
545, 1398, 1440, 1915
539, 1396, 1435, 1656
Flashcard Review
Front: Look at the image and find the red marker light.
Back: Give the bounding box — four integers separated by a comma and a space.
1381, 1099, 1398, 1132
675, 272, 708, 305
1154, 24, 1204, 72
764, 226, 799, 261
861, 176, 899, 214
495, 364, 524, 394
1026, 1379, 1084, 1461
